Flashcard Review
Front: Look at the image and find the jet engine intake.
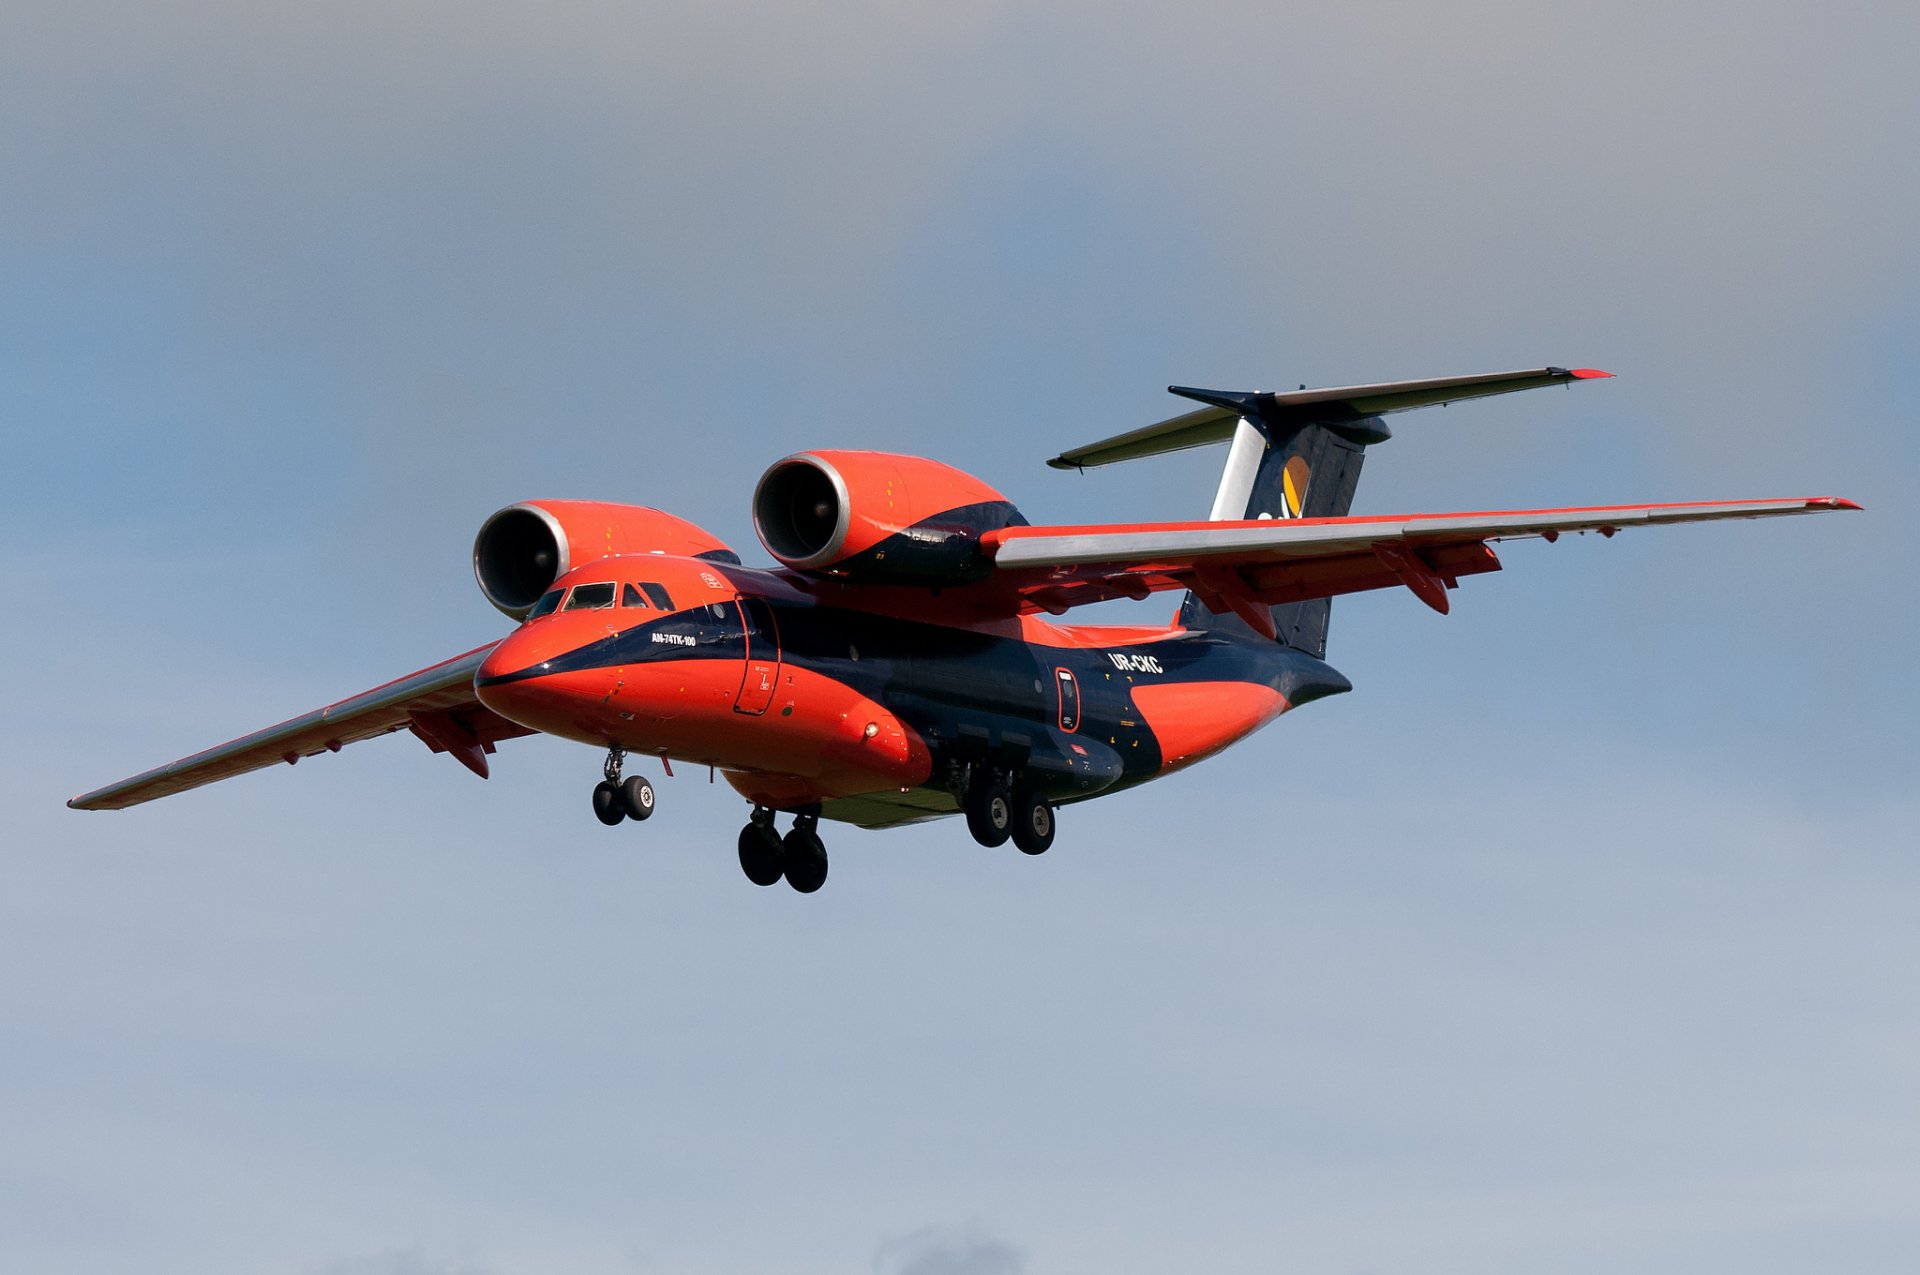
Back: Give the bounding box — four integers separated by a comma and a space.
751, 451, 1027, 582
473, 500, 736, 618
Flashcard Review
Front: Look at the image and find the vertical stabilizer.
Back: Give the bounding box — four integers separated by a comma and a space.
1174, 387, 1387, 656
1044, 368, 1613, 658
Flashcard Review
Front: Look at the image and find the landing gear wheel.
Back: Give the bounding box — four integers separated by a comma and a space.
619, 774, 656, 821
782, 823, 829, 894
965, 781, 1013, 848
592, 780, 625, 825
738, 819, 785, 886
1010, 790, 1055, 855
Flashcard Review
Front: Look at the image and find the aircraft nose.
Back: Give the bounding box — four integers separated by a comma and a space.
475, 625, 561, 687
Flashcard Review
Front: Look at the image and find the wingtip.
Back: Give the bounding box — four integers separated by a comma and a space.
1823, 497, 1864, 511
1568, 367, 1614, 379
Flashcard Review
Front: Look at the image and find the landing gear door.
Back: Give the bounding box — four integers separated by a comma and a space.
734, 597, 782, 716
1054, 667, 1080, 732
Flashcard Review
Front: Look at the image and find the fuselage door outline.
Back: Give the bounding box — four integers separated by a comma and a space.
734, 596, 783, 716
1055, 667, 1080, 733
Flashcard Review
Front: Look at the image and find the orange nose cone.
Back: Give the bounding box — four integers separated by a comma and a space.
477, 618, 594, 687
476, 631, 541, 687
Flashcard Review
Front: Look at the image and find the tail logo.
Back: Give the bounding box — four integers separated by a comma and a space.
1281, 455, 1310, 518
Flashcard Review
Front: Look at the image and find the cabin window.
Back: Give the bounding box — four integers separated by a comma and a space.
640, 582, 675, 611
621, 584, 648, 609
527, 589, 564, 620
563, 582, 617, 611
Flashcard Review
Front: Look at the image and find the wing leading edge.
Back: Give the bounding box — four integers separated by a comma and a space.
981, 497, 1861, 623
69, 643, 529, 811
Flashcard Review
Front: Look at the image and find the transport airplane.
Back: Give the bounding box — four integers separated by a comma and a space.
70, 367, 1857, 892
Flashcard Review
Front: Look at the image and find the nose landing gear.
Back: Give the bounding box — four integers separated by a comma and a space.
591, 747, 657, 824
738, 809, 785, 886
736, 805, 829, 893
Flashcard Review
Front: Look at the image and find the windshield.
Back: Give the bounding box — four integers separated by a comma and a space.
563, 582, 618, 611
526, 588, 563, 620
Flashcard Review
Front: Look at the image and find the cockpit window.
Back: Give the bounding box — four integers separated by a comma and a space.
639, 582, 674, 611
621, 583, 648, 609
527, 589, 563, 620
563, 582, 617, 611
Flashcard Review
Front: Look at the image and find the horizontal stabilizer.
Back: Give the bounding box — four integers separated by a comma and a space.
1048, 366, 1611, 469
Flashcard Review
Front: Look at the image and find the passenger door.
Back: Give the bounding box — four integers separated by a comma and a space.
734, 597, 783, 716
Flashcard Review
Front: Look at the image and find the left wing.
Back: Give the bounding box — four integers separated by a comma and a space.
69, 643, 531, 811
979, 497, 1860, 626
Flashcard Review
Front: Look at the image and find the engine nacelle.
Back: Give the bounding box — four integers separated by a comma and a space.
473, 500, 736, 618
751, 450, 1027, 583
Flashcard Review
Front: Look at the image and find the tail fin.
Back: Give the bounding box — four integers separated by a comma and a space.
1047, 368, 1613, 657
1172, 387, 1385, 655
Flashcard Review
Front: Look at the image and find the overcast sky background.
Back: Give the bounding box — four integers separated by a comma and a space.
4, 2, 1917, 1272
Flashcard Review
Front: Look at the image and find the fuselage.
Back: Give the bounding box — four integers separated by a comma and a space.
474, 554, 1350, 825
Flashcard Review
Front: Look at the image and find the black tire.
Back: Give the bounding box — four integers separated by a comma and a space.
619, 774, 656, 821
1010, 790, 1055, 855
592, 780, 625, 825
738, 822, 785, 886
782, 826, 829, 894
965, 781, 1013, 848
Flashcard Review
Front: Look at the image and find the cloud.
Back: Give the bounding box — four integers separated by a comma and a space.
313, 1252, 496, 1275
875, 1223, 1026, 1275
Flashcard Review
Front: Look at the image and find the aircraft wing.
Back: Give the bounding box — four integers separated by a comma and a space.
68, 642, 532, 811
979, 497, 1860, 626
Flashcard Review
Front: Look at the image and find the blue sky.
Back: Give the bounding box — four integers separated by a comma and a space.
4, 3, 1916, 1272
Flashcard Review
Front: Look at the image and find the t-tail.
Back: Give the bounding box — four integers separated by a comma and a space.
1049, 366, 1613, 657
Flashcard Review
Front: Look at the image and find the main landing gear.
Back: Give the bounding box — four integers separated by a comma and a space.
591, 746, 655, 825
959, 766, 1056, 856
737, 806, 828, 894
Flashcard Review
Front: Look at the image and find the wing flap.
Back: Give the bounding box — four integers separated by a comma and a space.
68, 642, 525, 811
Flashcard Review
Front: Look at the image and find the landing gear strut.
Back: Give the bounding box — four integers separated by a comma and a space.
736, 805, 829, 893
591, 746, 656, 824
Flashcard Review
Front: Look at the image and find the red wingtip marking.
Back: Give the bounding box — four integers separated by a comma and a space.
1568, 368, 1614, 379
1826, 498, 1864, 511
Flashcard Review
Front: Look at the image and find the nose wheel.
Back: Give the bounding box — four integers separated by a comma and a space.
591, 747, 657, 824
738, 810, 785, 886
736, 806, 829, 893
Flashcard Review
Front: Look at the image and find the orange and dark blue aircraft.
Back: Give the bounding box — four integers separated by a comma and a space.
71, 368, 1857, 892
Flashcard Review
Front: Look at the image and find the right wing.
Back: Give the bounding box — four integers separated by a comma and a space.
69, 643, 532, 811
980, 497, 1860, 630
